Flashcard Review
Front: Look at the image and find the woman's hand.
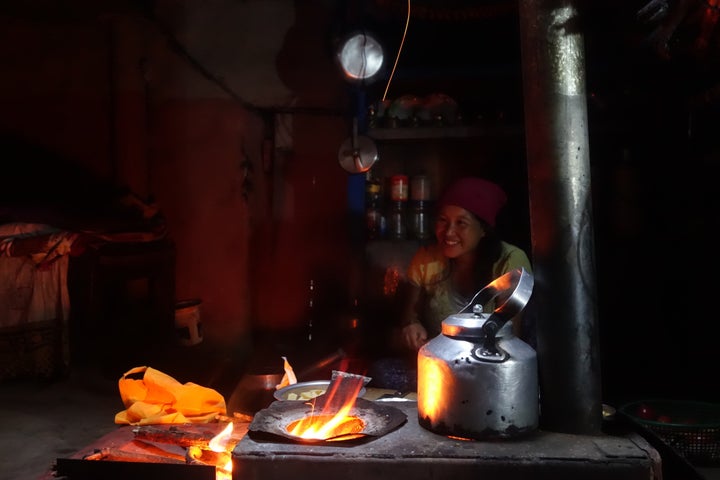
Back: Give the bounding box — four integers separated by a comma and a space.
401, 323, 428, 351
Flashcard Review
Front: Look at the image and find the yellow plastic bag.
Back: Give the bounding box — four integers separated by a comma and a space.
115, 366, 227, 425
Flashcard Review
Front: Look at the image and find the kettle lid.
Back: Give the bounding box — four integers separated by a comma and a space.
441, 305, 490, 339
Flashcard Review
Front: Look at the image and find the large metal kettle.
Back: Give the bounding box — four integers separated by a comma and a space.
417, 267, 538, 439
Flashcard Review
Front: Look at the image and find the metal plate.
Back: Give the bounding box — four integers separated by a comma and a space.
273, 380, 366, 401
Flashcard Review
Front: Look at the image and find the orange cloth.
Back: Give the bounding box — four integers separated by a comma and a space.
115, 366, 226, 425
275, 356, 297, 390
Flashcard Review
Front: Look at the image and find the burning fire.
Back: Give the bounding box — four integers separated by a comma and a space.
287, 411, 365, 441
209, 422, 234, 478
188, 422, 235, 480
285, 378, 366, 441
208, 421, 234, 452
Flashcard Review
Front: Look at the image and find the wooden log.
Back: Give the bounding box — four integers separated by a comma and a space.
186, 446, 231, 466
215, 412, 253, 423
83, 447, 185, 464
130, 439, 188, 462
82, 450, 109, 461
132, 425, 217, 448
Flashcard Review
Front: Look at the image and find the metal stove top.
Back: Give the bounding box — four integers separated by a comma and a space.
232, 402, 661, 480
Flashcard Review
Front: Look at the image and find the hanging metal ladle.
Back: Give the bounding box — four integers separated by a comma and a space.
338, 117, 378, 173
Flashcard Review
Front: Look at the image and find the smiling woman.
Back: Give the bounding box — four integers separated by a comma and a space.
398, 177, 532, 350
365, 177, 533, 392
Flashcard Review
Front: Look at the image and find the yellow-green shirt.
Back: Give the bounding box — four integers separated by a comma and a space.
406, 241, 532, 337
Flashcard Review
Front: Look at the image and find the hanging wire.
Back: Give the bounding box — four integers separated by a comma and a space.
382, 0, 411, 101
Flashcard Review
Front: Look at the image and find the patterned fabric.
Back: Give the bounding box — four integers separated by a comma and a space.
0, 223, 73, 380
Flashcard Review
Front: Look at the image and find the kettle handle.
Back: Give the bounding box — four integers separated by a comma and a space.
459, 267, 534, 339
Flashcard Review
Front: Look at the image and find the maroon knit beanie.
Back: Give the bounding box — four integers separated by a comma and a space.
438, 177, 507, 227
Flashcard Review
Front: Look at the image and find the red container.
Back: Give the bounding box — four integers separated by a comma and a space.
390, 175, 409, 202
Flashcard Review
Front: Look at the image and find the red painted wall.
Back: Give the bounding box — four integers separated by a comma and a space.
0, 3, 355, 352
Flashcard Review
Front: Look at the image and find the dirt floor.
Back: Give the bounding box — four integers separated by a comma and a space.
0, 364, 122, 480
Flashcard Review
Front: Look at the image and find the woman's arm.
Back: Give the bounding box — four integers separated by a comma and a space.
396, 282, 428, 352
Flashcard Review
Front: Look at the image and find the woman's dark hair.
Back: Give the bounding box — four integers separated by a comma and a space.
472, 217, 503, 288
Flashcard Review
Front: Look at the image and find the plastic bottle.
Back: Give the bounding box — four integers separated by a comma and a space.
365, 175, 384, 240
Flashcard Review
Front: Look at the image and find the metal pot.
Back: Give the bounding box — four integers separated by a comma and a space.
227, 373, 284, 415
226, 349, 347, 415
417, 268, 538, 440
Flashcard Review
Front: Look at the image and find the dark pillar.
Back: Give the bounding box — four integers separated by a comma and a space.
518, 0, 602, 434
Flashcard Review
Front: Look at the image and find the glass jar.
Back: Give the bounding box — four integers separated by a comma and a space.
411, 200, 432, 241
388, 200, 407, 240
390, 175, 409, 202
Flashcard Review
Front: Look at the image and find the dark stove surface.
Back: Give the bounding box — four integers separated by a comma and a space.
233, 402, 661, 480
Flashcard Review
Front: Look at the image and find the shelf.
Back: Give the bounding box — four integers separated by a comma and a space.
367, 124, 522, 141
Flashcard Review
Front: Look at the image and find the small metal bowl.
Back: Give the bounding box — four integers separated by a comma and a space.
273, 380, 366, 401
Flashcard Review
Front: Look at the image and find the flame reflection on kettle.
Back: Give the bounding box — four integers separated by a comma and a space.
417, 354, 449, 422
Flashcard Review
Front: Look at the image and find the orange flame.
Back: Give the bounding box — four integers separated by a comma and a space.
208, 422, 234, 452
286, 381, 366, 441
208, 422, 234, 480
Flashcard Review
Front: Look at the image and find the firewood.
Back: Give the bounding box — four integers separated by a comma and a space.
132, 425, 216, 448
82, 450, 109, 461
83, 447, 185, 464
131, 439, 187, 462
215, 412, 253, 423
186, 446, 231, 466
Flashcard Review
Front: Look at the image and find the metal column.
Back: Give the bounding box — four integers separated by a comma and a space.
518, 0, 602, 434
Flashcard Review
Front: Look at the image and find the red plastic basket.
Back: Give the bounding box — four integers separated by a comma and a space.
620, 399, 720, 467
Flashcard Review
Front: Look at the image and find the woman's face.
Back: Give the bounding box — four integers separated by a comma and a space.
435, 205, 485, 259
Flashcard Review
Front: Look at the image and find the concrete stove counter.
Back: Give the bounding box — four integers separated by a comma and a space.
233, 401, 661, 480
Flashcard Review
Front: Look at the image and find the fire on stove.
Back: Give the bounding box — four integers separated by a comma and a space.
249, 397, 407, 443
52, 370, 403, 479
54, 419, 246, 480
50, 365, 662, 480
248, 370, 407, 443
186, 422, 234, 477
